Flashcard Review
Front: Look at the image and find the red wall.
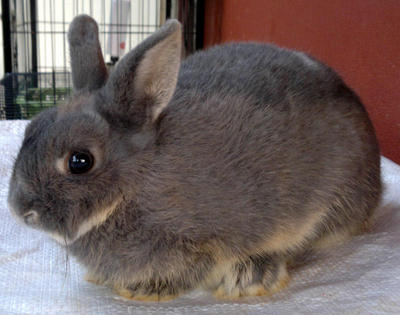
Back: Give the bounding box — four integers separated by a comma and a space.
204, 0, 400, 164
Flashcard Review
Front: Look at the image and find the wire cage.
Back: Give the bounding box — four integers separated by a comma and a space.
1, 72, 71, 119
0, 0, 203, 119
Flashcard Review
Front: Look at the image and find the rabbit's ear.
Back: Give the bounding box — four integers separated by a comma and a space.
103, 19, 182, 125
68, 15, 108, 92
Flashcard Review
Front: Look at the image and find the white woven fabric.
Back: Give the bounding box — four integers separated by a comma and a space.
0, 120, 399, 314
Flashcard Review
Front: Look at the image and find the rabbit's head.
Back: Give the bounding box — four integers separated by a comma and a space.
8, 15, 182, 245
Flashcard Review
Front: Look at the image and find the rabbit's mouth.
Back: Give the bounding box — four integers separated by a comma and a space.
8, 198, 69, 244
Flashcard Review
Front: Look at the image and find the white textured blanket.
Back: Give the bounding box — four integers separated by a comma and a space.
0, 120, 399, 314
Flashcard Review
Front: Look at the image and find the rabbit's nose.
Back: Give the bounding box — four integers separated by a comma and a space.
23, 210, 39, 225
7, 199, 40, 227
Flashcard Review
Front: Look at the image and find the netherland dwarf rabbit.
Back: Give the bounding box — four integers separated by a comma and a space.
8, 15, 381, 301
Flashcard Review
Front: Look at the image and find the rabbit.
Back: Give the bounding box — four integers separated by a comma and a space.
7, 14, 381, 301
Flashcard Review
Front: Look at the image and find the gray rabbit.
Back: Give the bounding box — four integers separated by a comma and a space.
8, 15, 381, 301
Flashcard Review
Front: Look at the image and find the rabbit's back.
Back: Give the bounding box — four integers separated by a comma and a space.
153, 43, 381, 253
176, 43, 352, 108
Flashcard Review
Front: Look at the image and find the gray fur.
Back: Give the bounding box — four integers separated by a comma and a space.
68, 15, 108, 91
8, 16, 381, 300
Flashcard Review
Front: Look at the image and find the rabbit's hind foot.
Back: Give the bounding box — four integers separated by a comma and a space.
211, 256, 290, 300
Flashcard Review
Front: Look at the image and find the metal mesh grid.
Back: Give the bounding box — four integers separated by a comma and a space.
0, 0, 203, 119
1, 72, 71, 119
12, 0, 166, 73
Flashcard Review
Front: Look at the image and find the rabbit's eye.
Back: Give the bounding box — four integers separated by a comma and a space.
68, 151, 94, 174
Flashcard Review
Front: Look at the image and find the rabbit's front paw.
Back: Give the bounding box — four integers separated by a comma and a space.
84, 272, 106, 285
114, 281, 179, 302
213, 256, 290, 299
